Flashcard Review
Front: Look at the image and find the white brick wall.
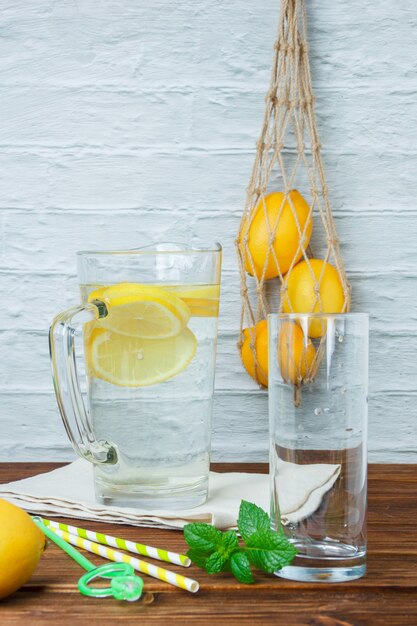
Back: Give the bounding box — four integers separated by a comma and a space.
1, 0, 416, 462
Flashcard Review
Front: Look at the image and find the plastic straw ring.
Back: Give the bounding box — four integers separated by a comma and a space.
78, 563, 144, 601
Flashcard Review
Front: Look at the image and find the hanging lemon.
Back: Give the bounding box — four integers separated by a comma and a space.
241, 320, 269, 387
241, 319, 316, 387
282, 259, 345, 338
0, 499, 46, 599
278, 321, 316, 385
241, 190, 313, 281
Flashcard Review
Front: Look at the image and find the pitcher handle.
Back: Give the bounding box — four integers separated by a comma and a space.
49, 300, 118, 466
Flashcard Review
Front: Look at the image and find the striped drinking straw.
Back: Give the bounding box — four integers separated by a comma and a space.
48, 527, 199, 594
42, 518, 190, 567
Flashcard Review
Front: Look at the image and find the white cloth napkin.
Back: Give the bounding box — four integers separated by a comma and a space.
0, 459, 340, 530
273, 458, 341, 526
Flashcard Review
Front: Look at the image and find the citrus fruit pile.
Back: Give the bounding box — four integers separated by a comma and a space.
0, 499, 46, 600
86, 283, 199, 387
240, 190, 345, 387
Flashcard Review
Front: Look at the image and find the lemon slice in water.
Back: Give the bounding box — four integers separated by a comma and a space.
88, 283, 190, 339
166, 284, 220, 317
86, 327, 197, 387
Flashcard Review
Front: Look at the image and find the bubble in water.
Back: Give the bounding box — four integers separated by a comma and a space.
314, 407, 322, 416
324, 407, 330, 414
136, 349, 144, 361
338, 334, 344, 343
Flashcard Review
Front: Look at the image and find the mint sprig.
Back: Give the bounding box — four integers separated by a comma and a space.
183, 500, 297, 584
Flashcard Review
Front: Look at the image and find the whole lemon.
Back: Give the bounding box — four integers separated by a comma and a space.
0, 499, 46, 599
278, 321, 316, 385
241, 320, 269, 387
241, 190, 313, 281
282, 259, 345, 338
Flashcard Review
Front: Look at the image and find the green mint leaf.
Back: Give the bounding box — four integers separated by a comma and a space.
220, 530, 239, 554
237, 500, 271, 542
230, 551, 255, 584
183, 502, 297, 582
205, 551, 229, 574
186, 548, 209, 570
183, 523, 223, 553
245, 529, 297, 573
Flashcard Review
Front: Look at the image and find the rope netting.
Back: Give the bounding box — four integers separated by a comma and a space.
236, 0, 351, 388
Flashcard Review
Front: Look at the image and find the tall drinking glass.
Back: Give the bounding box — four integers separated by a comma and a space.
268, 313, 368, 582
50, 243, 221, 509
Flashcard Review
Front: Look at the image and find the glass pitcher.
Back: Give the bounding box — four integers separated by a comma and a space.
50, 243, 222, 509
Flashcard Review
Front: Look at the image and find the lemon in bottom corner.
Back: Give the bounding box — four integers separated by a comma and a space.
86, 326, 197, 387
0, 499, 46, 600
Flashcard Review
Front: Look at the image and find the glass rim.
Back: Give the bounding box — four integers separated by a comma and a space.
268, 312, 369, 321
77, 242, 222, 257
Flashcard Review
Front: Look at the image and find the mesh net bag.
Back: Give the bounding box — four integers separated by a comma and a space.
236, 0, 351, 389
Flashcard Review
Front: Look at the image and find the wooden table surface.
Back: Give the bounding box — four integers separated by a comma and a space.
0, 463, 416, 626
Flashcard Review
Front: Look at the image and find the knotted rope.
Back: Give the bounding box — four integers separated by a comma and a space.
236, 0, 350, 386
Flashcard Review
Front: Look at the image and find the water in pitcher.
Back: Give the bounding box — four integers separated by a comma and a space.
80, 283, 219, 508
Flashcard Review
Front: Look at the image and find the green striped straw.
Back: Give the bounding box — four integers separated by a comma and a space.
48, 527, 199, 594
42, 518, 191, 568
